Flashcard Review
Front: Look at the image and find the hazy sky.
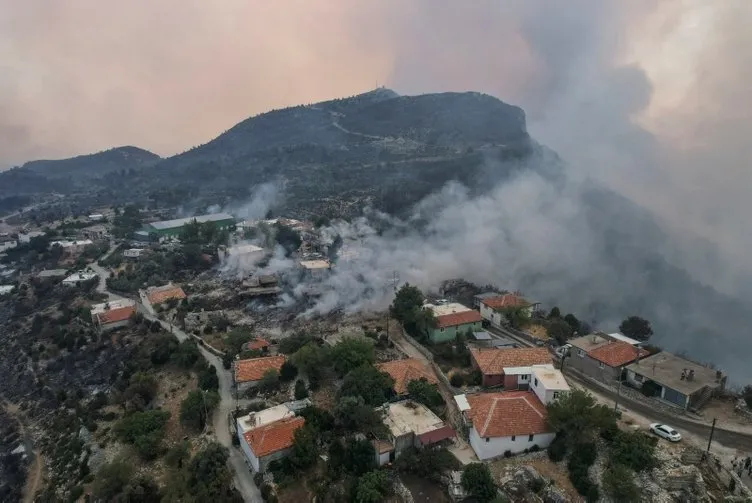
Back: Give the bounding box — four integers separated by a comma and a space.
1, 0, 751, 281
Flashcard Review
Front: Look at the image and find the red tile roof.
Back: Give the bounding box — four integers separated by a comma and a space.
470, 347, 552, 375
243, 417, 304, 457
244, 338, 270, 351
377, 358, 438, 395
147, 285, 186, 305
234, 356, 286, 383
588, 341, 648, 368
481, 294, 531, 310
466, 391, 550, 438
95, 306, 136, 325
435, 310, 482, 328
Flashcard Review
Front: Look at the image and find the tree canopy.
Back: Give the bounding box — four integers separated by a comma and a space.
619, 316, 653, 341
407, 379, 443, 409
179, 390, 220, 430
292, 342, 330, 378
461, 463, 497, 502
546, 389, 616, 446
339, 365, 395, 406
331, 337, 375, 376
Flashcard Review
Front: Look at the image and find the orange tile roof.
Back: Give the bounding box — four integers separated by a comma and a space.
147, 285, 186, 305
377, 358, 438, 395
243, 417, 304, 457
470, 347, 552, 375
481, 294, 531, 310
588, 341, 648, 368
245, 338, 270, 351
435, 310, 482, 328
466, 391, 550, 438
234, 355, 286, 383
95, 305, 136, 324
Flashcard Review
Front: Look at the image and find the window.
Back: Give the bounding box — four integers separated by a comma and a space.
599, 361, 605, 369
520, 374, 529, 381
578, 349, 585, 358
634, 374, 644, 382
485, 437, 489, 443
440, 327, 444, 332
534, 378, 538, 386
511, 435, 516, 441
528, 434, 534, 442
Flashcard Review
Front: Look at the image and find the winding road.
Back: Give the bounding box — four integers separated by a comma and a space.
90, 254, 262, 502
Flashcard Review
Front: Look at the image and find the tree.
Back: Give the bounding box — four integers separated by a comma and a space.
198, 366, 219, 391
563, 313, 580, 334
500, 306, 530, 329
92, 458, 134, 500
343, 437, 377, 476
742, 385, 752, 409
547, 318, 574, 346
602, 464, 640, 502
291, 424, 318, 468
259, 369, 280, 392
331, 337, 375, 376
390, 284, 424, 323
172, 340, 201, 368
461, 463, 497, 502
279, 361, 298, 382
609, 431, 657, 471
124, 372, 158, 410
355, 470, 390, 503
298, 405, 335, 433
292, 342, 330, 378
180, 390, 220, 430
186, 443, 242, 502
619, 316, 653, 341
394, 447, 459, 480
224, 329, 252, 356
407, 379, 443, 408
548, 307, 561, 319
546, 389, 616, 446
114, 410, 170, 459
294, 379, 309, 400
333, 396, 386, 435
121, 475, 162, 503
339, 365, 394, 406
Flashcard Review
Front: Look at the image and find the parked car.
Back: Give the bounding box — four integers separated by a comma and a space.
649, 423, 682, 442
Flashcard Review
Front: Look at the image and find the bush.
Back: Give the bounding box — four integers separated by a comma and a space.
570, 442, 597, 467
279, 361, 298, 382
466, 370, 482, 386
602, 464, 640, 502
503, 450, 512, 458
547, 435, 567, 462
528, 477, 545, 494
461, 463, 498, 502
294, 379, 309, 400
450, 373, 465, 387
609, 431, 657, 472
599, 421, 619, 442
528, 444, 540, 453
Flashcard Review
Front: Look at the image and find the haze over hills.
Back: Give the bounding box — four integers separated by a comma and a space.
2, 89, 751, 380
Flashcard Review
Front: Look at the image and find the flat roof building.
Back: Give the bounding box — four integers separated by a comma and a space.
625, 352, 726, 410
143, 213, 235, 238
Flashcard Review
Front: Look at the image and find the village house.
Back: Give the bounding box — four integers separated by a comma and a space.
376, 358, 438, 396
470, 347, 552, 388
625, 352, 727, 410
374, 400, 455, 465
239, 416, 305, 473
123, 248, 145, 259
425, 302, 482, 343
298, 259, 332, 278
478, 293, 539, 329
144, 283, 186, 306
62, 271, 98, 287
234, 355, 286, 394
80, 224, 109, 240
91, 299, 137, 332
566, 333, 648, 383
242, 338, 271, 354
51, 239, 94, 255
219, 243, 265, 264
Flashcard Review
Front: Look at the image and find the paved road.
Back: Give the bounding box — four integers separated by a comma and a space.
92, 253, 262, 502
565, 370, 752, 451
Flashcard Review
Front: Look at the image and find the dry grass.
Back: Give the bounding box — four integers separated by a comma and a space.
489, 457, 583, 502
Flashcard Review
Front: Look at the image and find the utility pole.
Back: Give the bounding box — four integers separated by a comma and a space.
707, 417, 717, 452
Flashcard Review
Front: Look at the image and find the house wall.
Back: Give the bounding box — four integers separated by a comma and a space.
100, 319, 130, 332
503, 374, 518, 389
530, 375, 566, 405
483, 373, 504, 387
469, 427, 556, 460
239, 433, 261, 472
567, 352, 621, 383
392, 432, 415, 455
376, 451, 391, 467
480, 304, 504, 328
236, 379, 259, 395
429, 321, 482, 343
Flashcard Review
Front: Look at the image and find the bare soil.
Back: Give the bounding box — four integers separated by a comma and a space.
523, 323, 549, 341
490, 457, 582, 502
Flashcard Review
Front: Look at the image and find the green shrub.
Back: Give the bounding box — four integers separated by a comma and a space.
570, 442, 597, 467
450, 373, 465, 387
547, 435, 567, 462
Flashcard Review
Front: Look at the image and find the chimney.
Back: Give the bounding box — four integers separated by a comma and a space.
689, 369, 695, 381
680, 370, 686, 381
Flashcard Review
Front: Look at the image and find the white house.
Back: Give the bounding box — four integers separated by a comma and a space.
461, 390, 557, 459
238, 416, 305, 472
529, 365, 570, 405
479, 293, 538, 328
381, 400, 455, 458
123, 248, 145, 258
62, 271, 98, 287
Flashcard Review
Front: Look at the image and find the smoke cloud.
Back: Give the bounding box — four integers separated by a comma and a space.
3, 2, 752, 375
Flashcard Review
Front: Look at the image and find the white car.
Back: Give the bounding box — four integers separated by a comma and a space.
649, 423, 682, 442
